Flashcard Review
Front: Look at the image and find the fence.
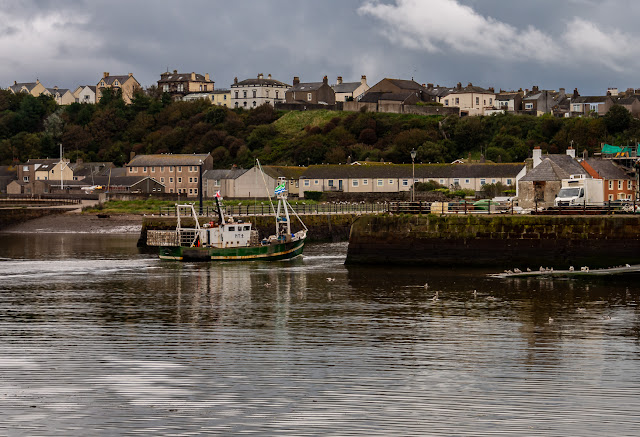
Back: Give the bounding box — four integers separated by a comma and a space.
0, 194, 82, 205
158, 202, 387, 217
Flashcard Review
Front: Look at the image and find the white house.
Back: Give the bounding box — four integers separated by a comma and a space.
230, 73, 290, 109
73, 85, 96, 104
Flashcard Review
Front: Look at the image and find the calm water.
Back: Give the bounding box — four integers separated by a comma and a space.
1, 233, 640, 436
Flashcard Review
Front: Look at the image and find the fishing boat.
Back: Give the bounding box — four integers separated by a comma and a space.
157, 177, 307, 262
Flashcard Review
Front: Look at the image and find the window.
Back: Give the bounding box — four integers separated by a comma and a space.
160, 177, 165, 183
455, 98, 459, 105
609, 180, 613, 189
214, 179, 221, 186
129, 167, 133, 173
377, 179, 383, 186
363, 179, 368, 185
178, 177, 182, 183
573, 104, 581, 112
402, 179, 408, 186
253, 101, 256, 107
244, 225, 251, 231
465, 179, 470, 184
266, 90, 270, 97
23, 165, 28, 171
304, 180, 310, 186
275, 91, 279, 99
453, 178, 460, 186
629, 180, 633, 190
492, 179, 496, 184
235, 91, 239, 99
178, 166, 182, 172
444, 99, 449, 106
525, 103, 533, 110
224, 95, 227, 100
328, 180, 334, 187
169, 177, 174, 183
143, 167, 147, 172
189, 177, 193, 183
199, 85, 203, 91
480, 179, 486, 186
618, 180, 622, 190
170, 189, 174, 193
169, 166, 174, 172
162, 85, 168, 92
194, 188, 197, 194
189, 188, 193, 194
243, 91, 247, 98
194, 177, 198, 183
314, 180, 319, 185
253, 90, 257, 98
177, 84, 183, 92
352, 179, 359, 187
23, 176, 29, 182
160, 166, 164, 172
476, 97, 480, 105
609, 194, 613, 201
389, 179, 394, 184
439, 179, 444, 184
489, 98, 493, 105
507, 179, 512, 185
228, 226, 235, 231
244, 102, 247, 107
307, 93, 312, 101
235, 102, 239, 108
151, 167, 155, 172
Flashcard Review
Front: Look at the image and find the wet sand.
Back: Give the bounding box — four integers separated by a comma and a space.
2, 212, 144, 234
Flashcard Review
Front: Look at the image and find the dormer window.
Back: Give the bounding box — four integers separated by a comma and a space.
113, 80, 119, 86
100, 81, 105, 87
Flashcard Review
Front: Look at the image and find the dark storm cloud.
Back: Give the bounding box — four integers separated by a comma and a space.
2, 0, 640, 95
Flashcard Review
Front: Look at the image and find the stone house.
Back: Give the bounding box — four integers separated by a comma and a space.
441, 83, 496, 116
580, 158, 635, 201
72, 85, 96, 104
157, 70, 215, 101
125, 153, 213, 197
96, 72, 141, 104
332, 76, 369, 102
298, 163, 525, 198
8, 80, 47, 97
285, 76, 336, 105
518, 147, 589, 208
521, 86, 558, 115
0, 165, 17, 193
231, 74, 290, 110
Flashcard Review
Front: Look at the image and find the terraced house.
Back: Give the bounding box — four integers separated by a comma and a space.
96, 72, 141, 104
298, 163, 526, 198
158, 70, 215, 101
125, 153, 213, 197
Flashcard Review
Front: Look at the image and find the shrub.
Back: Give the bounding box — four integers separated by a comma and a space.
415, 181, 444, 191
304, 191, 323, 201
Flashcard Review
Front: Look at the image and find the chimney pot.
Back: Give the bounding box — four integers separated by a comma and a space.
234, 77, 238, 84
103, 72, 109, 78
532, 147, 542, 168
293, 76, 300, 85
323, 76, 328, 85
457, 82, 462, 90
128, 73, 133, 77
467, 82, 473, 87
337, 76, 343, 84
268, 74, 272, 79
205, 73, 210, 81
361, 75, 367, 84
258, 73, 263, 79
173, 70, 177, 74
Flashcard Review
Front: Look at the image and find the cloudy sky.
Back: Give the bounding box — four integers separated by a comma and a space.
1, 0, 638, 95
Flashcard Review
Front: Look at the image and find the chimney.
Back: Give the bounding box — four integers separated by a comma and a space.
293, 76, 300, 85
54, 86, 58, 90
573, 88, 579, 98
488, 87, 495, 93
129, 151, 136, 162
205, 73, 210, 81
258, 73, 264, 79
268, 74, 272, 79
336, 76, 343, 84
128, 73, 133, 77
427, 83, 434, 90
456, 82, 462, 90
234, 77, 238, 84
103, 72, 109, 78
566, 146, 576, 158
361, 75, 367, 84
532, 85, 539, 93
323, 76, 328, 85
533, 146, 542, 168
173, 70, 177, 74
559, 88, 566, 96
13, 80, 16, 85
191, 72, 196, 80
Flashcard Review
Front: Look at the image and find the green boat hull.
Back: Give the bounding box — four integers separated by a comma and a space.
159, 238, 305, 261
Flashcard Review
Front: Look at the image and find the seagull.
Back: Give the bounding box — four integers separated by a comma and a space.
326, 277, 335, 282
576, 307, 586, 313
548, 317, 554, 324
424, 283, 429, 290
569, 266, 574, 272
432, 291, 439, 302
626, 264, 631, 268
526, 268, 532, 272
514, 268, 522, 274
472, 289, 477, 298
264, 283, 271, 287
539, 266, 545, 273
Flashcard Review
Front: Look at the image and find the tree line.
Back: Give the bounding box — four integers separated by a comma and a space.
1, 88, 637, 168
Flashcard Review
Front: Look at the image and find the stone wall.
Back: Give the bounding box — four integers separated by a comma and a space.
346, 214, 640, 268
0, 207, 68, 230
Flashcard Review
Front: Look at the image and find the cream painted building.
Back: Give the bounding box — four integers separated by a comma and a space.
47, 87, 75, 105
231, 73, 290, 109
96, 72, 142, 104
8, 80, 48, 97
332, 76, 369, 102
298, 163, 525, 198
18, 159, 73, 183
183, 89, 231, 107
441, 83, 496, 116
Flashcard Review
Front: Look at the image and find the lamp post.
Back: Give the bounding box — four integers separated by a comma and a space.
410, 148, 417, 202
198, 159, 203, 215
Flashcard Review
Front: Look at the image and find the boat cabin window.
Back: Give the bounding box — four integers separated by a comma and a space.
243, 226, 250, 231
228, 226, 235, 231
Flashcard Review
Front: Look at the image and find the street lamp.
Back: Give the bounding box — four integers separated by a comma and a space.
410, 148, 417, 202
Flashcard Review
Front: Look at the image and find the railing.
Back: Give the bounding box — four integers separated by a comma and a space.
158, 202, 388, 217
0, 194, 81, 205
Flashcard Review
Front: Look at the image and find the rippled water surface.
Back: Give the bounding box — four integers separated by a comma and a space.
1, 233, 640, 436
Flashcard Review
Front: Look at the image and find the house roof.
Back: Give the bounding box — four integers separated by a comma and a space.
289, 82, 325, 92
9, 82, 38, 93
100, 75, 136, 86
233, 77, 290, 88
202, 169, 249, 180
496, 93, 520, 101
211, 89, 230, 94
584, 158, 632, 180
615, 96, 640, 105
571, 96, 610, 104
520, 155, 587, 182
301, 163, 524, 179
332, 82, 362, 93
378, 92, 417, 102
25, 159, 59, 165
446, 85, 493, 95
158, 72, 212, 83
46, 88, 70, 96
384, 78, 426, 91
127, 154, 211, 167
69, 162, 115, 177
262, 166, 308, 180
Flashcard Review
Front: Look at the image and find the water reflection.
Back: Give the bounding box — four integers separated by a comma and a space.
0, 234, 640, 435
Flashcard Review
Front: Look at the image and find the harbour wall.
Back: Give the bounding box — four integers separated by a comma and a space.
0, 207, 68, 230
139, 214, 359, 247
345, 214, 640, 268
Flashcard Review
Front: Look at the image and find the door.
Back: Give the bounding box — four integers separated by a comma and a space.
338, 180, 343, 191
